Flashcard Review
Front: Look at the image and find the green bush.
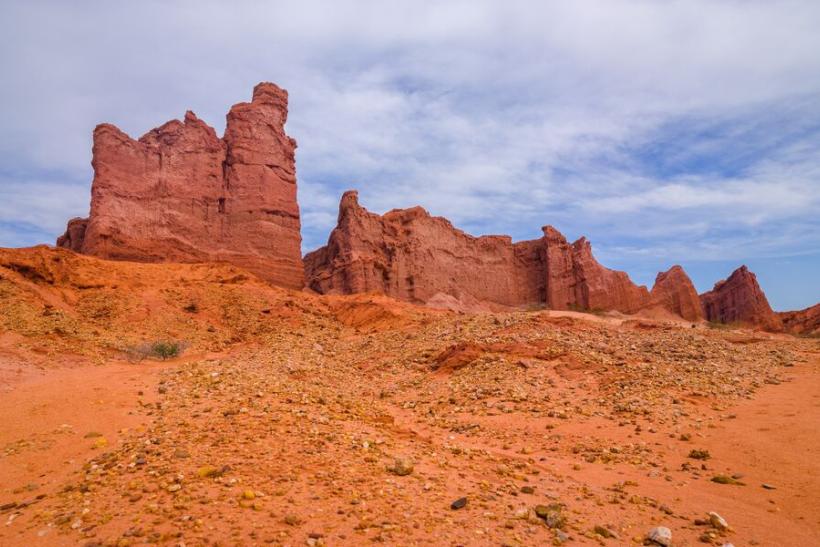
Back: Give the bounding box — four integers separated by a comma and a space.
125, 340, 187, 362
151, 340, 183, 359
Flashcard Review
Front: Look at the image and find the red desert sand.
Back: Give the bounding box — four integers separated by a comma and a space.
0, 246, 818, 546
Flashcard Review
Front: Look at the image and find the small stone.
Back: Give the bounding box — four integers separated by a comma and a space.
166, 484, 181, 493
534, 504, 566, 529
241, 490, 255, 500
708, 511, 729, 531
197, 465, 222, 479
284, 514, 302, 526
647, 526, 672, 546
761, 483, 776, 490
520, 485, 535, 494
451, 497, 467, 510
594, 525, 617, 539
84, 432, 103, 439
387, 458, 413, 476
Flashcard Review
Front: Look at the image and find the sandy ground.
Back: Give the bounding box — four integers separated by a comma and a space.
0, 247, 818, 546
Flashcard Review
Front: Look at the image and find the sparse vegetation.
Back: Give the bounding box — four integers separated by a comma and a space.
125, 340, 187, 362
183, 302, 199, 313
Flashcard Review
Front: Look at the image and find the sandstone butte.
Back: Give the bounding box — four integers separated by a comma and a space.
304, 190, 705, 321
57, 82, 303, 289
700, 265, 784, 332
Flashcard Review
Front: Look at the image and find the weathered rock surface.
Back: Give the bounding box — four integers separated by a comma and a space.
305, 191, 651, 313
57, 83, 303, 289
304, 191, 546, 309
649, 265, 704, 322
700, 266, 783, 331
779, 303, 820, 335
56, 217, 88, 252
543, 226, 650, 313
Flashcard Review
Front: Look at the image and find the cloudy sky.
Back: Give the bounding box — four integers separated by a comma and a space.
1, 0, 818, 310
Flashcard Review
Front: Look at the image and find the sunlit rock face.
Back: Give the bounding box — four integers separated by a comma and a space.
57, 83, 303, 289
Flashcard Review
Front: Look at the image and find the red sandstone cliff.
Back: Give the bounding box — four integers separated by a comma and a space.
779, 303, 820, 336
304, 191, 546, 309
305, 191, 652, 313
699, 266, 783, 331
542, 226, 650, 313
648, 265, 704, 322
57, 83, 303, 289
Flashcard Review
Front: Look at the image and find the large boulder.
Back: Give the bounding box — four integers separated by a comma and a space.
57, 83, 303, 289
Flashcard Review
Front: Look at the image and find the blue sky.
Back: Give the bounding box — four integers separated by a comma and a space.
1, 1, 818, 310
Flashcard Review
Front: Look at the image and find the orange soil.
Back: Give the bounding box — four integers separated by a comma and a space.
0, 246, 817, 546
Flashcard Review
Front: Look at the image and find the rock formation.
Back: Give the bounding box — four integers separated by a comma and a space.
779, 303, 820, 336
649, 265, 704, 322
542, 227, 650, 313
304, 191, 546, 309
57, 83, 303, 289
305, 191, 653, 313
699, 266, 783, 331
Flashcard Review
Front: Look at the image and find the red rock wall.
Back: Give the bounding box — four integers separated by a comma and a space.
57, 83, 303, 289
304, 191, 546, 308
305, 191, 652, 313
778, 303, 820, 335
700, 266, 783, 331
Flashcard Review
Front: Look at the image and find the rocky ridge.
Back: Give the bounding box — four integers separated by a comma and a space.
305, 191, 708, 320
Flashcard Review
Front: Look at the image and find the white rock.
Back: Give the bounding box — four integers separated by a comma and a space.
647, 526, 672, 546
708, 511, 729, 531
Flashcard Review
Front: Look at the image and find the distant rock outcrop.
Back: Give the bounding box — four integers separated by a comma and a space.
779, 303, 820, 336
305, 191, 653, 313
700, 266, 783, 331
649, 265, 704, 322
57, 83, 303, 289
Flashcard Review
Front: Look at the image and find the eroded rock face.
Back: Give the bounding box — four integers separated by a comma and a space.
779, 303, 820, 335
56, 218, 88, 252
543, 228, 650, 313
304, 191, 546, 309
649, 265, 704, 322
700, 266, 783, 331
57, 83, 303, 289
305, 191, 651, 313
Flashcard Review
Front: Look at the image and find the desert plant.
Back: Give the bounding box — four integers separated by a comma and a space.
125, 340, 188, 362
